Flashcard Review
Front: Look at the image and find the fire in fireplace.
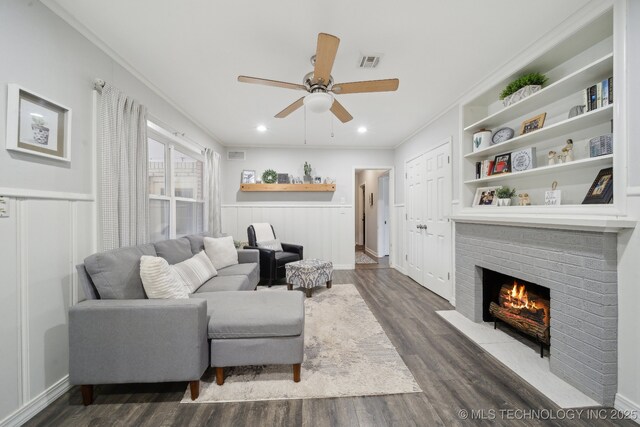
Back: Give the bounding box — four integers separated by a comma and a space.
482, 269, 550, 357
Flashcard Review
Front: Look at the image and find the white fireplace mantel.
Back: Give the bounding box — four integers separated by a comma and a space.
451, 212, 636, 233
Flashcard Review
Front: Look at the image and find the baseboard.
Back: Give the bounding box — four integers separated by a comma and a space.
615, 393, 640, 425
364, 247, 379, 259
393, 265, 407, 275
333, 264, 355, 270
0, 376, 71, 427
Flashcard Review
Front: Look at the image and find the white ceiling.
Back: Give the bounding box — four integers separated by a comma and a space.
47, 0, 590, 148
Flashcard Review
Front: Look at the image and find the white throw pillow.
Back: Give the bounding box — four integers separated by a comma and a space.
171, 251, 217, 293
204, 236, 239, 270
139, 256, 189, 299
257, 238, 283, 252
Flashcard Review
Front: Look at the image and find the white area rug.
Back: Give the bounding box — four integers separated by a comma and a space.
355, 251, 377, 264
182, 284, 421, 403
437, 310, 600, 408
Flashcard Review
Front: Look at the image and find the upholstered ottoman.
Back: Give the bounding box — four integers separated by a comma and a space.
286, 259, 333, 297
199, 291, 305, 385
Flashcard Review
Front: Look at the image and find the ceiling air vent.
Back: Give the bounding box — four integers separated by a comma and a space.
358, 54, 381, 68
227, 150, 246, 161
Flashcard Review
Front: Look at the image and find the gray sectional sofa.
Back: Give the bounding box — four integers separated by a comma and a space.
70, 233, 305, 405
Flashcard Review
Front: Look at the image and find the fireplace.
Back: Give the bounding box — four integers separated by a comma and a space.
482, 268, 550, 357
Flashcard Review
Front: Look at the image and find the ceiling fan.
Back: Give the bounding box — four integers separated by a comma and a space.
237, 33, 399, 123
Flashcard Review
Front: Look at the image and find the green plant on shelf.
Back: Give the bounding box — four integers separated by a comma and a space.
499, 72, 548, 100
496, 186, 517, 199
262, 169, 277, 184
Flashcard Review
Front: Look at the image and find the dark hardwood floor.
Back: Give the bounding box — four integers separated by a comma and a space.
27, 269, 633, 426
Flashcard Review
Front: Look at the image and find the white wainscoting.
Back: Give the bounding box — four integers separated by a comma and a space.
0, 195, 94, 427
222, 205, 355, 269
391, 204, 407, 274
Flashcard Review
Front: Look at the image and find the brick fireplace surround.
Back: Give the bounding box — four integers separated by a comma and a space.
455, 223, 617, 405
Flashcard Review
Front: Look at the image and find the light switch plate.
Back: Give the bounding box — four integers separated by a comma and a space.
0, 196, 8, 218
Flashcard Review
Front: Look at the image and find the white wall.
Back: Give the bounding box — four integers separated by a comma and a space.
0, 1, 222, 424
222, 147, 393, 268
615, 0, 640, 418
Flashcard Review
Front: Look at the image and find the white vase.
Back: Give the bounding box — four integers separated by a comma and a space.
472, 130, 492, 152
502, 85, 542, 107
497, 198, 512, 206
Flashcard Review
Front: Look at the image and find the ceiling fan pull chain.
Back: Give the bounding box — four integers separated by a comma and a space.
331, 114, 334, 138
304, 105, 307, 145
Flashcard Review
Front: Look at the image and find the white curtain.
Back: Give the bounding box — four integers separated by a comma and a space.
204, 148, 221, 236
97, 83, 149, 250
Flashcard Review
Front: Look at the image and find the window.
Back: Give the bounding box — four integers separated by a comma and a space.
147, 128, 205, 242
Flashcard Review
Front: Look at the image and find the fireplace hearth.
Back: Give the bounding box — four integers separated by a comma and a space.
482, 269, 550, 357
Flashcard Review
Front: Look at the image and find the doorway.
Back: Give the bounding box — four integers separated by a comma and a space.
405, 139, 453, 300
354, 168, 391, 268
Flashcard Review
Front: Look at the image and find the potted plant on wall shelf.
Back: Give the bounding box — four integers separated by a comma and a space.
303, 162, 313, 183
500, 72, 548, 107
495, 186, 516, 206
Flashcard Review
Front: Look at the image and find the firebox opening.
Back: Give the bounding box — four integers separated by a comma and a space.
482, 268, 551, 356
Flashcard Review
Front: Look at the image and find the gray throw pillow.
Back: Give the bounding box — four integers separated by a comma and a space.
257, 238, 283, 252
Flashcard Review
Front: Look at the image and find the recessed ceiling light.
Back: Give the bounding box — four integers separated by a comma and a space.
256, 124, 267, 132
357, 126, 367, 134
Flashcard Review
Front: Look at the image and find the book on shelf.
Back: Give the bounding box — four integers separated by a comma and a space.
480, 160, 494, 179
583, 77, 612, 111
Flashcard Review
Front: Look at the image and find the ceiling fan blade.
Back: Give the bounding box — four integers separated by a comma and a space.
313, 33, 340, 85
275, 97, 305, 118
331, 79, 399, 94
238, 75, 306, 91
330, 99, 353, 123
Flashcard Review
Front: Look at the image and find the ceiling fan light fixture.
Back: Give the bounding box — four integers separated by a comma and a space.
303, 92, 334, 113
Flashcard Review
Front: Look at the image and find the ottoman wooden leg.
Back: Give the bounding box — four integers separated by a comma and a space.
215, 367, 224, 386
189, 380, 200, 400
293, 364, 301, 382
327, 280, 332, 289
305, 288, 312, 298
287, 283, 293, 291
80, 385, 93, 406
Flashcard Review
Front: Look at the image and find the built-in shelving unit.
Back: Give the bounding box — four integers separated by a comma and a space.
240, 183, 336, 192
456, 8, 632, 226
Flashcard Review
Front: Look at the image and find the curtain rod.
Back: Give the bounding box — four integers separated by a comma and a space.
94, 77, 208, 153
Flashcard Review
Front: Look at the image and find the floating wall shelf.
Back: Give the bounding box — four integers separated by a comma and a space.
240, 184, 336, 192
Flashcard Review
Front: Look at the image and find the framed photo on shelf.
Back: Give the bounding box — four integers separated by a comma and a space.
582, 167, 613, 204
491, 153, 512, 175
6, 84, 71, 162
277, 173, 290, 184
241, 169, 256, 184
314, 176, 322, 184
472, 186, 500, 207
519, 112, 546, 135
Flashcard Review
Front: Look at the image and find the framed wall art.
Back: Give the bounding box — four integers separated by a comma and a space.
472, 186, 500, 207
6, 84, 71, 162
491, 153, 512, 175
241, 169, 256, 184
582, 167, 613, 204
519, 112, 546, 135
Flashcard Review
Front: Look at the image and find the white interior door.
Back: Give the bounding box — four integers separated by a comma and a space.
378, 174, 390, 256
406, 156, 425, 283
423, 143, 452, 300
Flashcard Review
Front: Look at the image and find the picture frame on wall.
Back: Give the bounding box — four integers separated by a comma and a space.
241, 169, 256, 184
519, 112, 546, 135
491, 153, 512, 175
582, 167, 613, 204
472, 186, 500, 207
5, 84, 72, 162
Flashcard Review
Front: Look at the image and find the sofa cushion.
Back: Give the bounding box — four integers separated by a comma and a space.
185, 233, 212, 255
202, 291, 304, 339
172, 251, 218, 293
217, 263, 259, 288
154, 237, 193, 265
194, 275, 253, 293
204, 236, 238, 270
140, 256, 190, 299
84, 243, 157, 299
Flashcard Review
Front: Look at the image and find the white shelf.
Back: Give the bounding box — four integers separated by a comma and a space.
464, 154, 612, 184
464, 105, 613, 160
463, 53, 613, 131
